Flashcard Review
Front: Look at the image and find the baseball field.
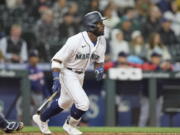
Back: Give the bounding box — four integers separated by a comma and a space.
1, 127, 180, 135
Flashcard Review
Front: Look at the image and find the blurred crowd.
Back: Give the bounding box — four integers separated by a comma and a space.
0, 0, 180, 71
0, 0, 180, 127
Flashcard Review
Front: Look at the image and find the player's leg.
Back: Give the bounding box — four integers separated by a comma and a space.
33, 77, 73, 134
138, 96, 149, 127
0, 113, 24, 133
63, 103, 86, 133
156, 96, 163, 126
40, 99, 63, 122
40, 75, 73, 122
66, 76, 87, 128
61, 71, 89, 135
33, 98, 63, 134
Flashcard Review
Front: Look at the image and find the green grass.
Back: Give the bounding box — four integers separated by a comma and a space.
20, 127, 180, 133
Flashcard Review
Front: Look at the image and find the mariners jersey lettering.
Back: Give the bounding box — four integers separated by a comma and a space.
75, 53, 99, 60
52, 31, 106, 70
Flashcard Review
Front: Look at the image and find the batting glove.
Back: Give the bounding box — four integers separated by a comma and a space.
52, 71, 61, 93
95, 67, 104, 81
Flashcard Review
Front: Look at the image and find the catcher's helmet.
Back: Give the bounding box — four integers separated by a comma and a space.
83, 11, 106, 32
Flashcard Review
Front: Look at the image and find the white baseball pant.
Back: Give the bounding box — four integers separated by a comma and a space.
58, 68, 90, 111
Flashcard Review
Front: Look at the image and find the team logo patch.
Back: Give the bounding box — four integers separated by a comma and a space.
76, 53, 90, 59
75, 53, 99, 60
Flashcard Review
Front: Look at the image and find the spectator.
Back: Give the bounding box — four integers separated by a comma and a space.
121, 7, 135, 22
113, 0, 135, 8
35, 9, 58, 44
116, 51, 130, 68
110, 29, 129, 61
16, 50, 49, 121
23, 0, 35, 9
141, 5, 162, 41
102, 2, 120, 38
0, 24, 28, 63
5, 0, 27, 27
86, 0, 100, 13
58, 12, 79, 43
142, 51, 163, 71
158, 18, 178, 46
150, 0, 161, 4
146, 32, 171, 61
121, 7, 140, 30
67, 2, 81, 24
119, 18, 134, 41
164, 0, 180, 37
138, 51, 172, 127
28, 0, 51, 20
34, 9, 59, 61
104, 51, 130, 71
28, 50, 49, 110
129, 30, 147, 61
52, 0, 68, 25
156, 0, 171, 13
138, 91, 163, 126
5, 0, 24, 9
135, 0, 152, 17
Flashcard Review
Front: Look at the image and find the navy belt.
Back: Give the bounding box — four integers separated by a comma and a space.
67, 67, 83, 74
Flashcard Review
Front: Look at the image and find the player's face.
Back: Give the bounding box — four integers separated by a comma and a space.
94, 21, 105, 36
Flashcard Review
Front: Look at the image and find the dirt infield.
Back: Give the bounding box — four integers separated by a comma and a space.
2, 133, 180, 135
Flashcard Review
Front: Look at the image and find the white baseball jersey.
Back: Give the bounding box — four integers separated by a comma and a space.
52, 31, 106, 72
53, 31, 106, 111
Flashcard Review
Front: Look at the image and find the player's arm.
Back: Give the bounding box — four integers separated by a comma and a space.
94, 38, 106, 81
52, 59, 63, 72
50, 37, 77, 93
51, 59, 63, 93
94, 62, 104, 81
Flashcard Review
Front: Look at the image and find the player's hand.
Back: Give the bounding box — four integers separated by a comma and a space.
95, 67, 104, 81
52, 71, 61, 93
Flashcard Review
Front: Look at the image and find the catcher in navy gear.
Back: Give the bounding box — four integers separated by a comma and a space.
0, 113, 24, 133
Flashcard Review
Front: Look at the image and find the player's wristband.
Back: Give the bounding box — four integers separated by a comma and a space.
51, 60, 64, 69
52, 72, 60, 80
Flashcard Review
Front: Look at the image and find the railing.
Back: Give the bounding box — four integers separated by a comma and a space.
1, 64, 180, 126
105, 68, 180, 126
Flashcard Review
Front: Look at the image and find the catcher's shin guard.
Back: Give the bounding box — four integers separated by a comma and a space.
3, 121, 24, 133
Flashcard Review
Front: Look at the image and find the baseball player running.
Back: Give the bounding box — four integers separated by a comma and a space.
33, 11, 106, 135
0, 112, 24, 133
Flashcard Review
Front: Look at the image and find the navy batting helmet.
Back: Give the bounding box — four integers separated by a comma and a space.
83, 11, 106, 32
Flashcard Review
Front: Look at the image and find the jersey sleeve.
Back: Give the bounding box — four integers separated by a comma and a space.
52, 37, 77, 62
96, 37, 106, 63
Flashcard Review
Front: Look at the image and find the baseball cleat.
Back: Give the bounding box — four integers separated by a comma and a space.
32, 114, 52, 134
63, 120, 82, 135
